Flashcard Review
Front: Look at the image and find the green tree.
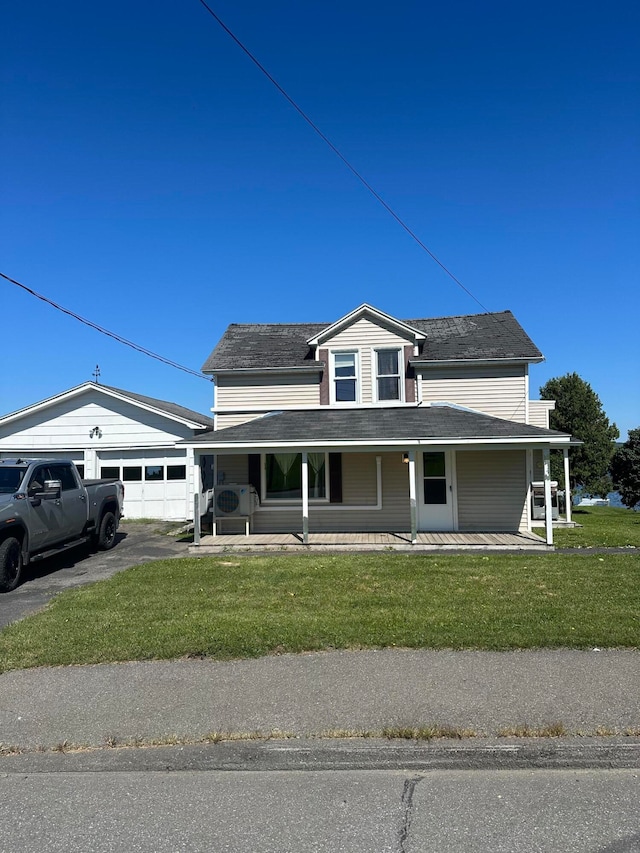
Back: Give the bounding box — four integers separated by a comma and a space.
610, 429, 640, 509
539, 373, 619, 495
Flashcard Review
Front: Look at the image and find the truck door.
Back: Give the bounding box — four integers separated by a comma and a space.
26, 465, 63, 550
48, 464, 88, 539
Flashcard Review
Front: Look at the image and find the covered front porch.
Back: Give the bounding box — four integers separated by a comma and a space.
190, 529, 549, 552
185, 404, 577, 549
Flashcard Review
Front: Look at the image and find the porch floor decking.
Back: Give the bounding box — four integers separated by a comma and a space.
191, 530, 550, 552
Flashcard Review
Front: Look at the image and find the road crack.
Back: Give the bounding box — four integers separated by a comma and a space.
398, 774, 423, 852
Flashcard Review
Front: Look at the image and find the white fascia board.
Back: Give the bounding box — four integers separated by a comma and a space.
213, 402, 421, 413
411, 357, 544, 367
0, 382, 95, 426
184, 435, 573, 452
307, 303, 426, 346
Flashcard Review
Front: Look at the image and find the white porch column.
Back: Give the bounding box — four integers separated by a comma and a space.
543, 448, 553, 546
563, 448, 572, 524
408, 450, 417, 544
301, 451, 309, 545
192, 454, 201, 545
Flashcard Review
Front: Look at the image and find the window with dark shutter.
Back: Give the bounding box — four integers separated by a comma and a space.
329, 453, 342, 503
248, 454, 262, 494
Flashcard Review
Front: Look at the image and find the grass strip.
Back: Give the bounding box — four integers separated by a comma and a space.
552, 506, 640, 548
3, 726, 640, 757
1, 552, 638, 672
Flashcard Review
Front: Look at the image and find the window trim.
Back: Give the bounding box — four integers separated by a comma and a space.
260, 451, 330, 504
330, 349, 360, 405
373, 347, 404, 404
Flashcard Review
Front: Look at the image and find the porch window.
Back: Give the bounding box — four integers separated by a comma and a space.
264, 453, 327, 500
376, 349, 402, 401
332, 351, 358, 403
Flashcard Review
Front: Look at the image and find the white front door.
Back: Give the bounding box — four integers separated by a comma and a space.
417, 450, 455, 531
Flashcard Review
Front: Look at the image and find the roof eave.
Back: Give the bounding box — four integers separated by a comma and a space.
183, 435, 574, 450
410, 356, 544, 367
207, 365, 325, 377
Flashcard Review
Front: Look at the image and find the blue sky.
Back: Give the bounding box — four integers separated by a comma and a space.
2, 1, 638, 437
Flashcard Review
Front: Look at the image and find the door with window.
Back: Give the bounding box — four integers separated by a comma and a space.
417, 451, 455, 531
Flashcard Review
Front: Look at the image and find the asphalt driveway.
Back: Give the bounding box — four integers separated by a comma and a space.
0, 522, 189, 629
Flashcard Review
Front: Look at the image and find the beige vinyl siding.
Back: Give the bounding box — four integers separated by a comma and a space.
419, 364, 527, 422
215, 374, 320, 411
216, 413, 262, 430
215, 454, 249, 485
252, 452, 410, 533
325, 318, 411, 405
456, 449, 528, 532
528, 400, 555, 428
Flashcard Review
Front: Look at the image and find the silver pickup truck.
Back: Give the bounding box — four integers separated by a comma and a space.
0, 459, 125, 592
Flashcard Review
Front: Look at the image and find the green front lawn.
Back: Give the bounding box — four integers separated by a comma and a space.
1, 552, 638, 672
552, 505, 640, 548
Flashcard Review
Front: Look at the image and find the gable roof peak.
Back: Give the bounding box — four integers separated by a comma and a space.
306, 303, 426, 346
0, 381, 213, 429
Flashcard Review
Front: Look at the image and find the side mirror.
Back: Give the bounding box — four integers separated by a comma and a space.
43, 479, 62, 500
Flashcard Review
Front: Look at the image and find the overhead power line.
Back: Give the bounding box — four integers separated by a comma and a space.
196, 0, 489, 313
0, 272, 212, 381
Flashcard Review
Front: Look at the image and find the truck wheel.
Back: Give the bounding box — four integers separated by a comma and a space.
0, 537, 23, 592
97, 511, 117, 551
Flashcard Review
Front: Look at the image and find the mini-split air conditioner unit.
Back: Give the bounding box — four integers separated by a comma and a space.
212, 485, 259, 517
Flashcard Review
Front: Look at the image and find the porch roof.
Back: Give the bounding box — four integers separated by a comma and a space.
183, 404, 574, 451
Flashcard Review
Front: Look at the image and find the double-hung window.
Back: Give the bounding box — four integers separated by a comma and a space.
376, 349, 402, 401
264, 453, 327, 501
332, 351, 358, 403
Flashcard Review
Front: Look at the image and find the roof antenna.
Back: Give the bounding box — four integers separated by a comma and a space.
93, 364, 101, 384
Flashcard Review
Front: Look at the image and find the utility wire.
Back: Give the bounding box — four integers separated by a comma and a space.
196, 0, 489, 313
0, 272, 212, 381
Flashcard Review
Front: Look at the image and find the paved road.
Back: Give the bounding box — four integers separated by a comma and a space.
0, 765, 638, 852
0, 522, 188, 628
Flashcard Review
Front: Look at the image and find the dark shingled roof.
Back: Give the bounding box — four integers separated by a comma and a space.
103, 385, 213, 428
201, 311, 542, 372
406, 312, 542, 362
186, 405, 570, 447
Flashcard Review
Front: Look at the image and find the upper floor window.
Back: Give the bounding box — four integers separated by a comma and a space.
332, 351, 358, 403
376, 349, 402, 401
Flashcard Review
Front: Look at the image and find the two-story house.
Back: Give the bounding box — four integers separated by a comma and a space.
186, 304, 574, 546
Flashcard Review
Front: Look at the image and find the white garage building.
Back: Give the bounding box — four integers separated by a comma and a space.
0, 382, 213, 520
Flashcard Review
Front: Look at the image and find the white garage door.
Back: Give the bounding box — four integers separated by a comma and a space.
97, 450, 189, 520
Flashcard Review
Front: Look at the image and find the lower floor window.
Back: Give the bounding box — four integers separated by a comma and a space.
265, 452, 327, 500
